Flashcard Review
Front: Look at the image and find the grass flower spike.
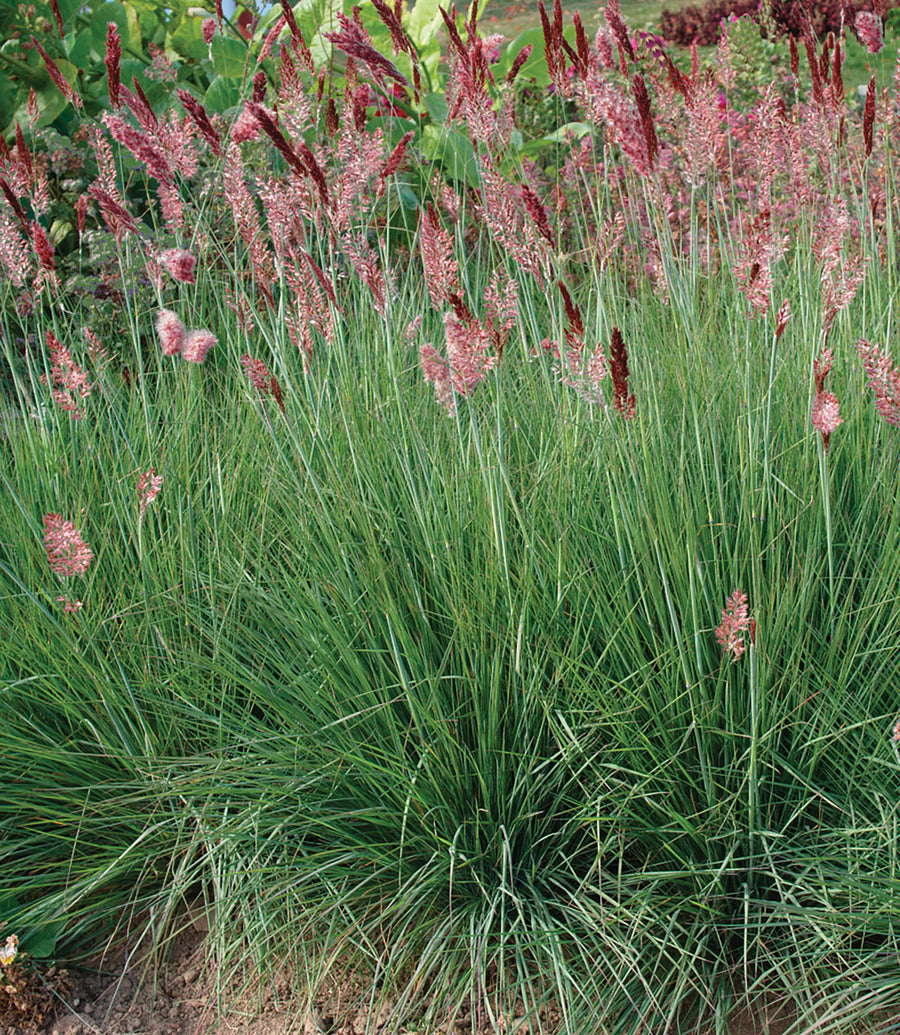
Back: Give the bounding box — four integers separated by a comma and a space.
138, 469, 163, 518
855, 11, 884, 54
159, 248, 197, 284
812, 348, 841, 450
857, 340, 900, 428
7, 4, 900, 1031
43, 514, 93, 578
241, 355, 286, 414
41, 330, 91, 418
156, 308, 185, 356
812, 392, 841, 449
182, 328, 217, 364
715, 589, 750, 660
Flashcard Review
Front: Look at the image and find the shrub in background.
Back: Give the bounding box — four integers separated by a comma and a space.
660, 0, 900, 45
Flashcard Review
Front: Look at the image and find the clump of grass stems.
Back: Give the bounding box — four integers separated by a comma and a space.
2, 5, 900, 1033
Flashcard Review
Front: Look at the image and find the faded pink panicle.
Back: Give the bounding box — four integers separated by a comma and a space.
420, 343, 455, 412
715, 589, 750, 660
202, 17, 217, 44
159, 248, 196, 284
812, 391, 842, 447
324, 13, 409, 90
814, 198, 869, 335
733, 210, 788, 317
41, 329, 91, 418
857, 339, 900, 428
855, 11, 884, 54
420, 203, 459, 309
444, 314, 499, 397
223, 143, 274, 291
241, 354, 285, 413
813, 347, 833, 393
231, 107, 261, 143
43, 514, 93, 579
774, 300, 791, 341
0, 208, 33, 288
156, 309, 186, 356
137, 469, 163, 518
420, 310, 501, 413
182, 328, 217, 364
342, 233, 389, 316
241, 355, 272, 395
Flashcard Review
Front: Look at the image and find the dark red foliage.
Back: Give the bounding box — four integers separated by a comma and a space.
659, 0, 899, 45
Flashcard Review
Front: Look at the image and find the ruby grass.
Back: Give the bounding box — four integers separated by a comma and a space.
2, 4, 900, 1032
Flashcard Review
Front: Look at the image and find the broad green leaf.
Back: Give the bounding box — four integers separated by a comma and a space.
416, 37, 442, 88
90, 3, 133, 51
55, 0, 81, 24
120, 57, 152, 89
421, 124, 478, 187
423, 92, 447, 123
497, 28, 549, 87
205, 73, 242, 112
308, 0, 343, 68
4, 80, 68, 132
211, 35, 248, 79
396, 183, 420, 210
542, 121, 591, 143
405, 0, 442, 49
124, 3, 143, 51
21, 918, 65, 959
0, 72, 16, 131
168, 16, 207, 63
49, 219, 72, 246
67, 29, 94, 71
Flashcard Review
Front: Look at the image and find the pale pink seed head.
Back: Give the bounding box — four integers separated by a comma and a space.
202, 17, 216, 44
856, 11, 884, 54
240, 354, 272, 394
159, 248, 196, 284
715, 589, 749, 660
774, 299, 791, 340
420, 343, 455, 413
182, 328, 217, 364
138, 469, 163, 518
231, 107, 261, 143
856, 339, 900, 428
156, 308, 186, 356
813, 347, 834, 389
812, 391, 842, 438
43, 513, 93, 579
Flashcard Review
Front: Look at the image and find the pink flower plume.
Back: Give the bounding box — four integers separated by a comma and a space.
156, 309, 186, 356
715, 589, 750, 660
43, 514, 93, 579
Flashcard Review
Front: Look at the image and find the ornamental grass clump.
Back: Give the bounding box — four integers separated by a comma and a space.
3, 2, 900, 1033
